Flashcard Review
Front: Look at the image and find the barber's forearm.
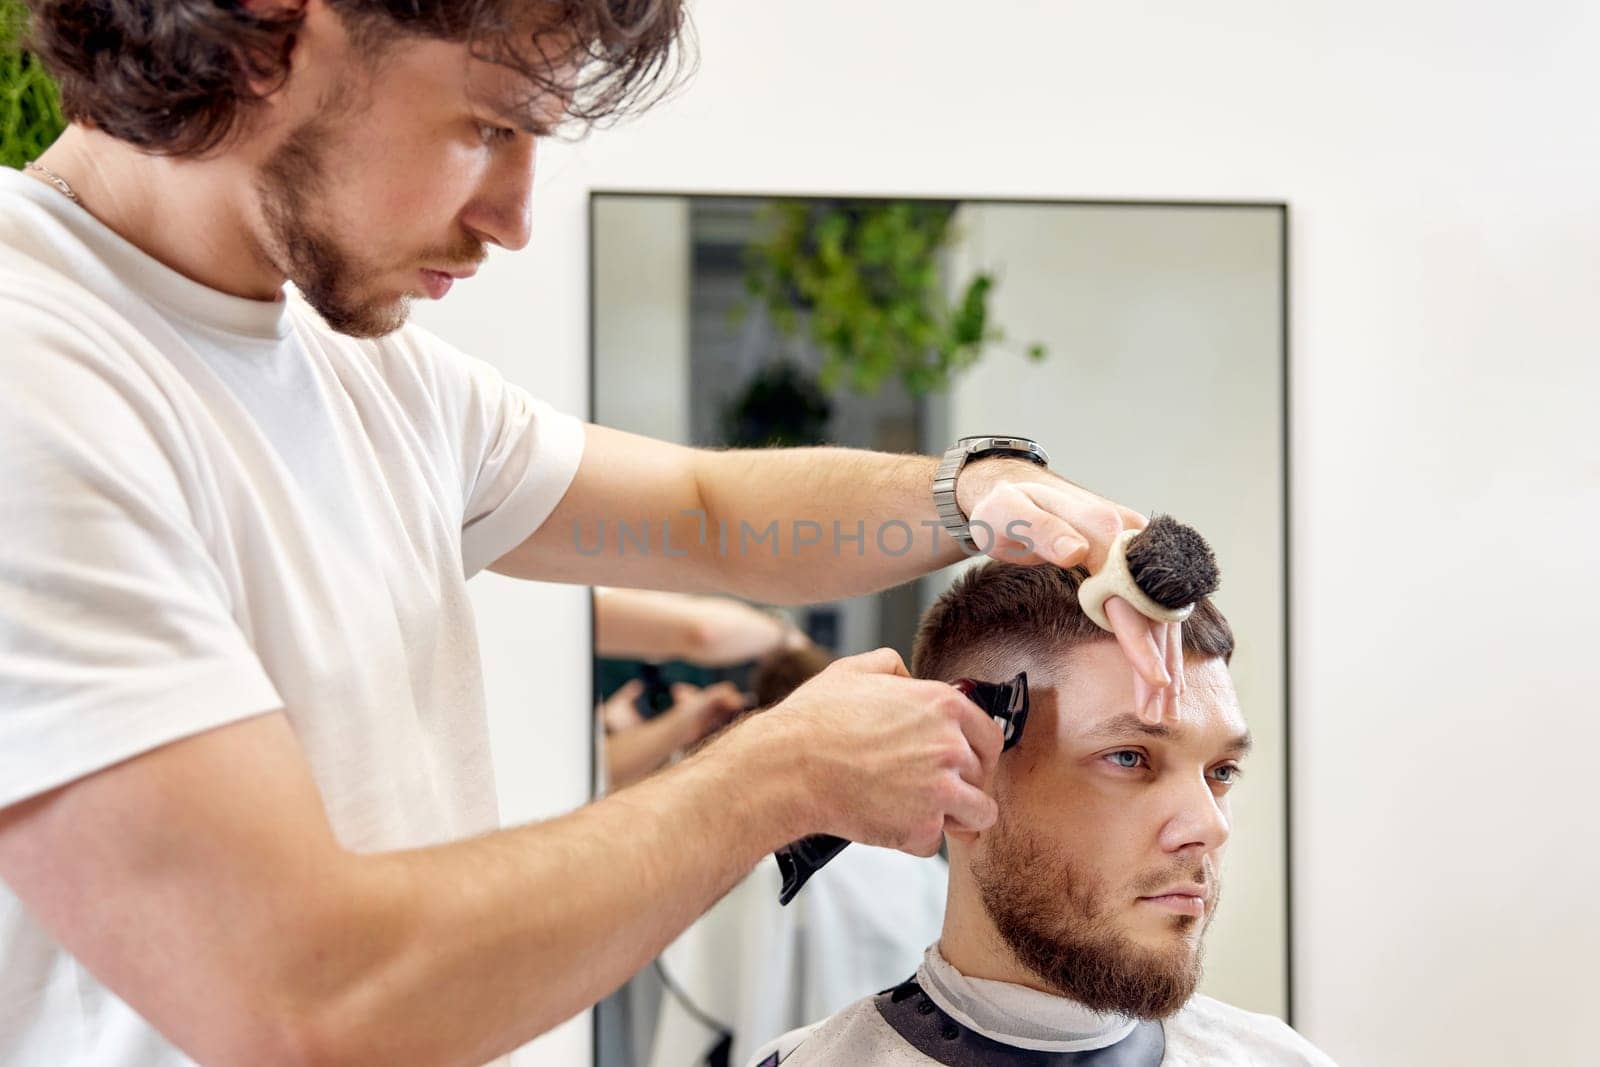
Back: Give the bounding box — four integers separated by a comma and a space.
288, 722, 800, 1067
694, 447, 968, 604
595, 589, 792, 666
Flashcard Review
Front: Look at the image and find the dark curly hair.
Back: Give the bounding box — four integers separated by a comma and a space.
21, 0, 689, 157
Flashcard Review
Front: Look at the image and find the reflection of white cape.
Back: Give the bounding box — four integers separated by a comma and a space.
644, 846, 948, 1067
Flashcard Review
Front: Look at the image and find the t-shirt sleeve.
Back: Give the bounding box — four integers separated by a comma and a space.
0, 309, 283, 811
395, 326, 587, 579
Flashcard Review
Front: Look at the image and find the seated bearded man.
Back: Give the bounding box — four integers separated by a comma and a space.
748, 562, 1334, 1066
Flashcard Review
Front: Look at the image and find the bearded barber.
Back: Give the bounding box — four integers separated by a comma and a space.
0, 2, 1184, 1065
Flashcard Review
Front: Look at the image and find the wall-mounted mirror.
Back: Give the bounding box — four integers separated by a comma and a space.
589, 193, 1288, 1067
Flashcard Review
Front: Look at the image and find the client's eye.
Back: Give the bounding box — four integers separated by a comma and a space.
1104, 750, 1147, 770
1208, 763, 1244, 786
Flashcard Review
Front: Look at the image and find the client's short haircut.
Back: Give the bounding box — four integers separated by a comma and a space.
912, 564, 1234, 684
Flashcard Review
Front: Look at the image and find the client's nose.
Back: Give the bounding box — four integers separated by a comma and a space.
1157, 774, 1232, 856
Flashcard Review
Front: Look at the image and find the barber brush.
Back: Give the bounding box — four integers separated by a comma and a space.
1076, 514, 1220, 632
774, 671, 1030, 906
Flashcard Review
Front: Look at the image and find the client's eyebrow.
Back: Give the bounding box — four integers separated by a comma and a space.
1085, 712, 1253, 755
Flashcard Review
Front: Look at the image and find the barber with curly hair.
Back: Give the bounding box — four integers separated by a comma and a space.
0, 3, 1185, 1064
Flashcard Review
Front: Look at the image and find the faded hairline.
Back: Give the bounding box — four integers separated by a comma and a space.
913, 633, 1117, 688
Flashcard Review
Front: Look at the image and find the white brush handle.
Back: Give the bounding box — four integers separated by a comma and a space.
1078, 528, 1197, 632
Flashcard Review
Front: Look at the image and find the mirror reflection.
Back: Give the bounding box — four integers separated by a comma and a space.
591, 194, 1287, 1067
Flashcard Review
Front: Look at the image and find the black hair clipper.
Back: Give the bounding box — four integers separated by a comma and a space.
774, 671, 1030, 905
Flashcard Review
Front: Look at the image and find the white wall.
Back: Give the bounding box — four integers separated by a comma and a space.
414, 2, 1600, 1063
592, 197, 691, 444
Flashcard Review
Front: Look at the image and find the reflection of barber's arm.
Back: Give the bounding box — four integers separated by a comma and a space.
601, 680, 747, 790
594, 588, 805, 667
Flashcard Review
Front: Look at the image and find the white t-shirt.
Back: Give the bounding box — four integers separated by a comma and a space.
0, 166, 586, 1065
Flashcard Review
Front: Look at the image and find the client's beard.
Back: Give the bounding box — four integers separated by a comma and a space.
971, 815, 1214, 1020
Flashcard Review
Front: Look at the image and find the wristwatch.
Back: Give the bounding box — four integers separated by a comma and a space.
932, 435, 1051, 550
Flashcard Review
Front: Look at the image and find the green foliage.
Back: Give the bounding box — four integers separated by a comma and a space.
719, 358, 834, 448
0, 0, 65, 169
741, 199, 1047, 397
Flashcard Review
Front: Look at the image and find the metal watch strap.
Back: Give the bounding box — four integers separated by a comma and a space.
931, 435, 1050, 550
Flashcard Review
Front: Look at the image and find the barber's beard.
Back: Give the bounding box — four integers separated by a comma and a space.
254, 110, 484, 339
254, 113, 401, 338
971, 815, 1214, 1020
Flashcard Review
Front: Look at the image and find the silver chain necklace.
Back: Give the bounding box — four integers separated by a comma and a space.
24, 160, 81, 203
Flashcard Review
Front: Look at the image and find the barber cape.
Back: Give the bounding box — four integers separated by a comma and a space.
747, 945, 1336, 1066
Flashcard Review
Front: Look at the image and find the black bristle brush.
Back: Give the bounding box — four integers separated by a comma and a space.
1078, 514, 1221, 631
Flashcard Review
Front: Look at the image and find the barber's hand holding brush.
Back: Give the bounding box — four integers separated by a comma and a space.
956, 459, 1220, 723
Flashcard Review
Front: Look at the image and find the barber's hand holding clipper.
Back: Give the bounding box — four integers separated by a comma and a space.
733, 646, 1005, 858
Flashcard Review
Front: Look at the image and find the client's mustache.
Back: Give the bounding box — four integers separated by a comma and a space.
1131, 861, 1215, 900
